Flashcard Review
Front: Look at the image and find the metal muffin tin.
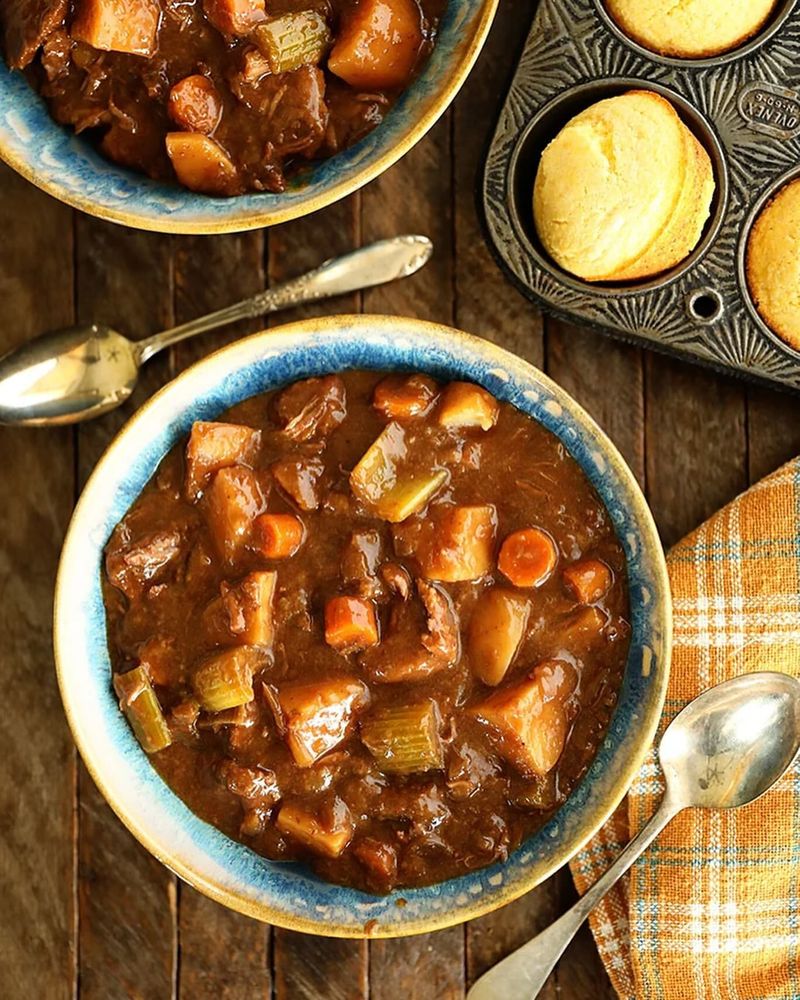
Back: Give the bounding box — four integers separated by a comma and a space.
482, 0, 800, 390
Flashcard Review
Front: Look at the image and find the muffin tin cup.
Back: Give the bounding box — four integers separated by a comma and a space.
483, 0, 800, 390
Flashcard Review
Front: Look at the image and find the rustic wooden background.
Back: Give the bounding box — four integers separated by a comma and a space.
3, 3, 800, 997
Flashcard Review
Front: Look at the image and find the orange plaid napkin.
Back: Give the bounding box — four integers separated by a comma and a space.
569, 457, 800, 1000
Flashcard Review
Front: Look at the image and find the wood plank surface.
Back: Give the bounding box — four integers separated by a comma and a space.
4, 0, 800, 991
0, 165, 77, 1000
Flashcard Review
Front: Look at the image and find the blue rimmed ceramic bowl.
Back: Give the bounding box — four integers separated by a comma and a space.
0, 2, 496, 234
54, 315, 671, 937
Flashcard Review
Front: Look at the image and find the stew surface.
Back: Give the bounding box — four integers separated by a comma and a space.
102, 370, 630, 893
2, 0, 443, 195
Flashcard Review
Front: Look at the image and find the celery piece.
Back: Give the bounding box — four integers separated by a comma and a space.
114, 666, 172, 754
350, 422, 447, 522
375, 470, 449, 522
193, 646, 258, 712
253, 11, 331, 74
360, 701, 444, 774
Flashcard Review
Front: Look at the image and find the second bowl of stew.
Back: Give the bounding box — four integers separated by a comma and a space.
0, 0, 496, 231
55, 314, 671, 935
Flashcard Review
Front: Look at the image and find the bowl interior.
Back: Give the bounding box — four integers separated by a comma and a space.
0, 1, 495, 233
54, 315, 671, 937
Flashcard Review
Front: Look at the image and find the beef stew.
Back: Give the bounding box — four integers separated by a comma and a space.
1, 0, 444, 195
102, 370, 631, 893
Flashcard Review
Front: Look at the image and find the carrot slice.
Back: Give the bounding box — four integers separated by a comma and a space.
168, 75, 222, 134
372, 374, 438, 421
254, 513, 304, 559
324, 596, 380, 652
562, 559, 612, 604
498, 528, 558, 588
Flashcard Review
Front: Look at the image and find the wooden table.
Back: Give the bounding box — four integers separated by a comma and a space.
3, 4, 800, 997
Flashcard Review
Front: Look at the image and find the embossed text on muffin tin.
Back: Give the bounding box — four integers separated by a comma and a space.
482, 0, 800, 391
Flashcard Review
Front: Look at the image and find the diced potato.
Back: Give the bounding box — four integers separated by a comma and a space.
203, 0, 265, 35
278, 677, 369, 766
204, 466, 266, 565
276, 798, 354, 858
254, 513, 305, 559
562, 559, 613, 605
168, 75, 223, 135
420, 505, 497, 582
350, 422, 448, 522
472, 677, 568, 778
437, 382, 499, 431
360, 700, 443, 773
253, 11, 331, 74
114, 666, 172, 754
165, 133, 238, 195
185, 420, 261, 500
328, 0, 423, 90
192, 646, 261, 712
72, 0, 159, 57
324, 596, 379, 652
372, 374, 438, 422
498, 527, 558, 588
468, 588, 530, 686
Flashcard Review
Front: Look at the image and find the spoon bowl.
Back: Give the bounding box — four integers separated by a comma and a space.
659, 671, 800, 811
0, 325, 139, 425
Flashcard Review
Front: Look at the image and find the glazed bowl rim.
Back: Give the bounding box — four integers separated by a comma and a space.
0, 1, 498, 234
54, 313, 672, 937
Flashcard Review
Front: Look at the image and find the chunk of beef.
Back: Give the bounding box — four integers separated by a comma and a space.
232, 65, 329, 159
340, 529, 384, 599
106, 528, 183, 600
359, 597, 447, 684
2, 0, 67, 69
380, 562, 411, 600
275, 374, 347, 442
271, 453, 325, 511
417, 579, 459, 663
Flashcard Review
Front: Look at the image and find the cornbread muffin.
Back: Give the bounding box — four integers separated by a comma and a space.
533, 91, 715, 282
606, 0, 778, 59
746, 179, 800, 352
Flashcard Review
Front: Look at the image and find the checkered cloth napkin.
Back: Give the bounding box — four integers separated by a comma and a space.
569, 457, 800, 1000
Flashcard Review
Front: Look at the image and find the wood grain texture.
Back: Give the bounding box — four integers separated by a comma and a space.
746, 386, 800, 484
170, 230, 273, 998
644, 355, 748, 547
371, 927, 464, 1000
0, 165, 77, 1000
547, 319, 645, 486
74, 218, 179, 1000
274, 934, 368, 1000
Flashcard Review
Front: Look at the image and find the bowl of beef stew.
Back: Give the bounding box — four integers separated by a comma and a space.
54, 314, 671, 935
0, 0, 496, 232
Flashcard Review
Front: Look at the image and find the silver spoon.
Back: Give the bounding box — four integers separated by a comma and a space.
468, 671, 800, 1000
0, 234, 433, 427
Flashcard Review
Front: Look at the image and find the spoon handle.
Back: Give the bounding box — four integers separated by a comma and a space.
466, 795, 681, 1000
135, 235, 433, 364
